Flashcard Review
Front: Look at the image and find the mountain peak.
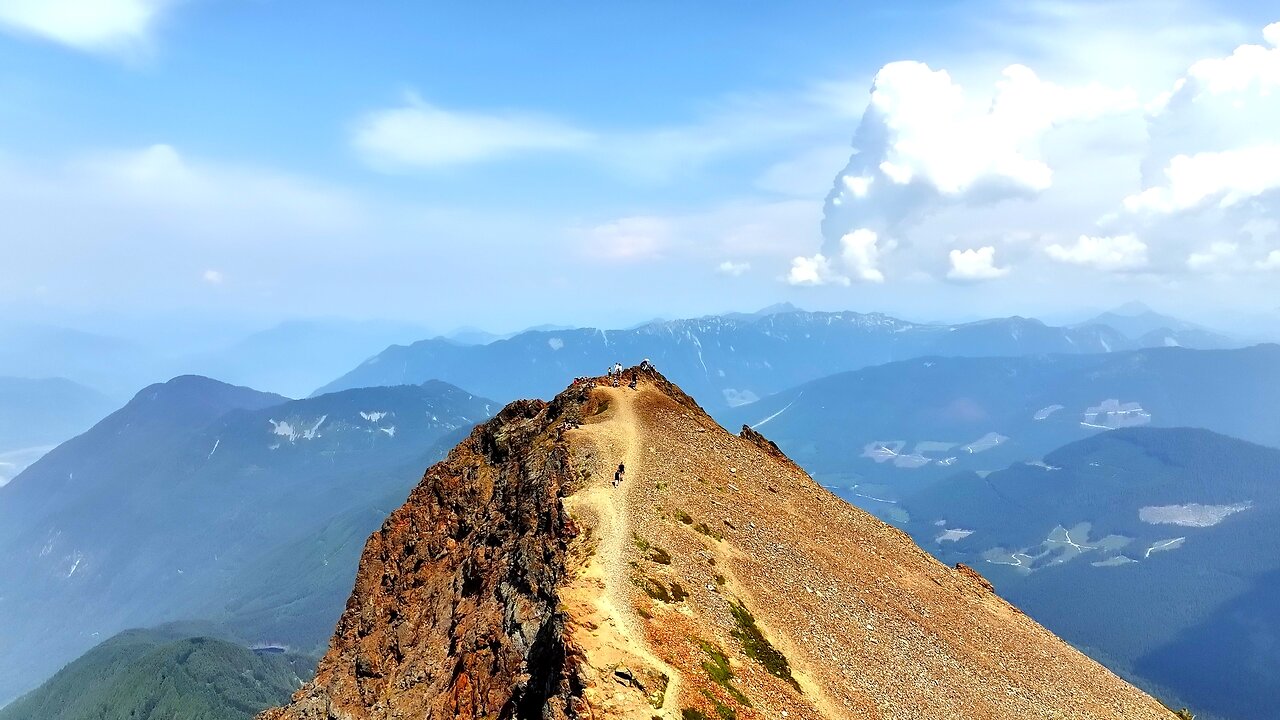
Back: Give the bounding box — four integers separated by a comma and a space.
262, 369, 1174, 720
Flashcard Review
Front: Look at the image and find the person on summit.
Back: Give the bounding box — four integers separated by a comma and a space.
613, 462, 625, 487
640, 357, 652, 371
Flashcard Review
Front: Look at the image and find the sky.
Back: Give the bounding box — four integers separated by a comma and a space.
1, 0, 1279, 338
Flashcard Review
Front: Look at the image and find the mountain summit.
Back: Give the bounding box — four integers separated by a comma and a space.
262, 368, 1176, 719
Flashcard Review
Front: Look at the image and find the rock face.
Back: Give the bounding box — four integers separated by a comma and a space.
262, 368, 1179, 720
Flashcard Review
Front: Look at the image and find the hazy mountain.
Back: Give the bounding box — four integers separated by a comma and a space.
180, 319, 431, 398
0, 626, 313, 720
0, 376, 493, 705
1080, 302, 1237, 349
263, 368, 1175, 720
315, 310, 1139, 415
0, 324, 157, 397
724, 345, 1280, 510
908, 428, 1280, 720
0, 377, 114, 485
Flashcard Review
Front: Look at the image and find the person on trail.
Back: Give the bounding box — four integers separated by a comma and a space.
628, 372, 638, 390
613, 462, 625, 487
640, 358, 652, 371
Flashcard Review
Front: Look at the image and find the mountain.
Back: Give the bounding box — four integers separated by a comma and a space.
1080, 303, 1237, 349
0, 377, 114, 485
906, 428, 1280, 720
181, 319, 431, 398
315, 310, 1138, 415
724, 345, 1280, 511
0, 626, 314, 720
0, 324, 157, 397
0, 376, 494, 706
262, 368, 1176, 719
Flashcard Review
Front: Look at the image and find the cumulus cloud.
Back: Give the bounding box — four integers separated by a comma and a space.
352, 93, 594, 170
717, 260, 750, 276
1103, 22, 1280, 272
201, 269, 224, 285
947, 246, 1010, 282
799, 59, 1136, 285
1046, 234, 1149, 271
786, 254, 847, 286
839, 229, 886, 283
0, 0, 175, 55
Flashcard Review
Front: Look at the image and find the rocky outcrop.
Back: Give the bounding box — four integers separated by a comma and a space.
261, 392, 592, 720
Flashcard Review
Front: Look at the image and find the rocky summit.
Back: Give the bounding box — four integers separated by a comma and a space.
261, 367, 1178, 719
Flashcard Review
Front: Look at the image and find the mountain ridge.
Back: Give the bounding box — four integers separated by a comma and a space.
262, 367, 1178, 719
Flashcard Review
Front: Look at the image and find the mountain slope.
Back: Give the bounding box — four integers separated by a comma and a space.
0, 376, 114, 485
0, 377, 493, 706
907, 428, 1280, 720
262, 368, 1177, 719
313, 310, 1136, 414
0, 626, 313, 720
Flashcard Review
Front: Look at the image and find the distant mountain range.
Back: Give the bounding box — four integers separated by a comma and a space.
0, 625, 313, 720
0, 375, 494, 706
1079, 302, 1237, 349
0, 377, 115, 485
907, 427, 1280, 720
725, 344, 1280, 507
314, 310, 1198, 414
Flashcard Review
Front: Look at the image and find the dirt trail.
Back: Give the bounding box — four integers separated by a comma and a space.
563, 384, 681, 717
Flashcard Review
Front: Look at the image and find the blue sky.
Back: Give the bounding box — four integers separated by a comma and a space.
2, 0, 1279, 338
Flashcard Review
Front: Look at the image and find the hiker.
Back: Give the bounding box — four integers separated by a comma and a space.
628, 372, 638, 390
613, 462, 625, 487
640, 358, 652, 371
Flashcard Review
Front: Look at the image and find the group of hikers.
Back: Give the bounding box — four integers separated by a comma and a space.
605, 358, 653, 388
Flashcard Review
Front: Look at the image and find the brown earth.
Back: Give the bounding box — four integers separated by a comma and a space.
260, 368, 1179, 720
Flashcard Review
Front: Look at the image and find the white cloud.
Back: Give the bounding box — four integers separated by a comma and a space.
201, 269, 224, 285
1186, 241, 1239, 272
1046, 234, 1149, 271
1256, 249, 1280, 270
0, 0, 175, 55
578, 216, 669, 263
812, 58, 1136, 283
352, 93, 594, 170
947, 246, 1010, 281
839, 229, 886, 283
1125, 145, 1280, 213
716, 260, 750, 276
786, 254, 848, 286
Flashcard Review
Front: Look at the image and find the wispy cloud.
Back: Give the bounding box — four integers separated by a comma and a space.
350, 79, 865, 179
0, 0, 178, 56
351, 93, 595, 170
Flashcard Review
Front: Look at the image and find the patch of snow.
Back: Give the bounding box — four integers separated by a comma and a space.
269, 415, 328, 442
548, 337, 564, 351
751, 392, 802, 429
937, 528, 974, 543
360, 411, 388, 423
1082, 399, 1151, 429
66, 552, 83, 578
1033, 404, 1064, 421
380, 426, 396, 437
1144, 537, 1186, 558
961, 432, 1008, 454
207, 438, 220, 459
1140, 502, 1252, 527
1092, 556, 1138, 567
1026, 460, 1061, 471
